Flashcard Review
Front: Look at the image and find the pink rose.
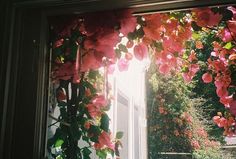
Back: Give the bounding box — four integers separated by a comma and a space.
133, 43, 148, 61
202, 72, 213, 83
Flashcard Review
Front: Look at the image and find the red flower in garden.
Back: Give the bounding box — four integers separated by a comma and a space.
92, 95, 107, 107
52, 62, 75, 81
118, 10, 137, 36
202, 72, 213, 83
87, 95, 107, 118
213, 116, 227, 128
216, 87, 228, 98
133, 43, 148, 61
218, 28, 232, 42
159, 63, 170, 75
197, 128, 208, 138
229, 100, 236, 116
126, 40, 134, 48
87, 103, 102, 118
195, 40, 203, 49
118, 58, 129, 72
193, 8, 222, 27
53, 38, 64, 48
84, 121, 91, 130
182, 64, 200, 83
108, 64, 115, 74
227, 20, 236, 34
181, 112, 193, 123
191, 140, 200, 149
188, 50, 197, 62
81, 50, 101, 72
94, 131, 114, 150
57, 89, 66, 101
220, 95, 233, 108
143, 14, 162, 41
125, 53, 133, 61
158, 106, 165, 114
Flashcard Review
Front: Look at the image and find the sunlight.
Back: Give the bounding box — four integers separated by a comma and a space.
107, 40, 150, 159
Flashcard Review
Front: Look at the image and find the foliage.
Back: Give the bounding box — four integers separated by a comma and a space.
49, 5, 236, 159
147, 64, 233, 159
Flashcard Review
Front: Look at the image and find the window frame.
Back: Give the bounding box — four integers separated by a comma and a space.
1, 0, 236, 159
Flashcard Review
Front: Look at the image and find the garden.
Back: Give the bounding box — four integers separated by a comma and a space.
47, 5, 236, 159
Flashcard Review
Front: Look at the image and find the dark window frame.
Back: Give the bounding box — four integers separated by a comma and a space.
1, 0, 236, 159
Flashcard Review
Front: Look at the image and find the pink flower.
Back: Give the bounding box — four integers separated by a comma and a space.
196, 40, 203, 49
159, 107, 165, 114
87, 95, 107, 118
120, 13, 137, 36
84, 121, 91, 130
159, 64, 170, 75
216, 87, 228, 98
52, 62, 75, 81
182, 73, 192, 83
57, 90, 66, 101
227, 20, 236, 34
218, 28, 232, 42
213, 116, 220, 124
191, 140, 200, 149
213, 116, 227, 128
202, 72, 213, 83
220, 95, 233, 108
125, 53, 133, 61
108, 64, 115, 74
118, 59, 129, 72
188, 50, 197, 62
126, 40, 134, 48
94, 131, 114, 150
87, 103, 101, 118
143, 14, 162, 41
193, 8, 222, 27
92, 95, 107, 107
133, 43, 148, 61
230, 100, 236, 116
81, 50, 101, 72
53, 39, 64, 48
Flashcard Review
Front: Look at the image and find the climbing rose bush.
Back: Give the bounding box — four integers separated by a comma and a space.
50, 6, 236, 159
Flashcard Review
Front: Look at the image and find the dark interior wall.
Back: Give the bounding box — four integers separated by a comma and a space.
0, 1, 43, 159
0, 1, 14, 158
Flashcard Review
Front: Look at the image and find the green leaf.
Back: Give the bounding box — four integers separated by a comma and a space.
56, 155, 63, 159
118, 44, 128, 53
83, 81, 96, 94
136, 28, 144, 38
100, 114, 110, 132
89, 125, 100, 142
55, 139, 64, 147
58, 101, 67, 107
224, 42, 233, 50
116, 131, 124, 139
192, 32, 200, 40
82, 147, 92, 158
115, 48, 121, 58
96, 150, 107, 159
70, 122, 82, 140
88, 70, 98, 80
191, 21, 202, 31
153, 41, 163, 52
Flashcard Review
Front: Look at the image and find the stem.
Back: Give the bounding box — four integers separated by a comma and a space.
65, 79, 78, 159
48, 114, 70, 127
